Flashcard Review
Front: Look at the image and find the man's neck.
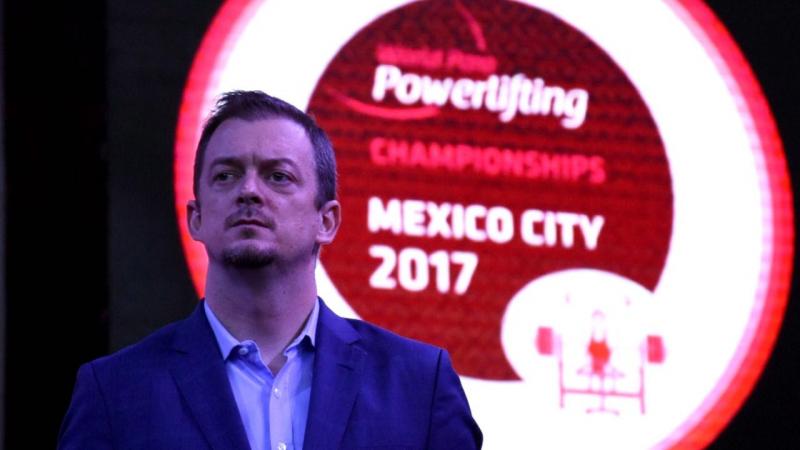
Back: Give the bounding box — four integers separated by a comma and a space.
204, 261, 317, 373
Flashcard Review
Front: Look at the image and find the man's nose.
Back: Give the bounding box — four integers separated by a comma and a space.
237, 172, 263, 205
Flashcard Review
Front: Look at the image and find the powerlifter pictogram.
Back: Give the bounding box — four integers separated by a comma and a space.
536, 299, 665, 414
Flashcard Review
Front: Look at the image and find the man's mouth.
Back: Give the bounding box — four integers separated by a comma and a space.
231, 219, 269, 227
225, 209, 274, 229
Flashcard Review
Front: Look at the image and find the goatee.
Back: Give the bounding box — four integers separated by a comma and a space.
222, 247, 274, 268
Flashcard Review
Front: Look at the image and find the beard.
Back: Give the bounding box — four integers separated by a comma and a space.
222, 245, 275, 268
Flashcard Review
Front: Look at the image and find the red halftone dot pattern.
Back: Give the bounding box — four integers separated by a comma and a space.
310, 0, 671, 380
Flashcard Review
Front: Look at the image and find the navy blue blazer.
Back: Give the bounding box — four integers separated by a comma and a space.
58, 300, 482, 449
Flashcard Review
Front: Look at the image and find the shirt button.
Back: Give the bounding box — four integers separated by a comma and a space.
237, 346, 248, 356
277, 443, 287, 450
272, 387, 281, 398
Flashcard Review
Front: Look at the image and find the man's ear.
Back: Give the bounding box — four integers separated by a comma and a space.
187, 200, 203, 241
316, 200, 341, 246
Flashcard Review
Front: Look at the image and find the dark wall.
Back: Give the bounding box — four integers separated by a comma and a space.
705, 2, 800, 448
105, 1, 218, 352
4, 1, 108, 449
3, 1, 798, 449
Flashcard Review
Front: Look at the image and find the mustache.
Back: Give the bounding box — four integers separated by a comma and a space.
225, 207, 275, 229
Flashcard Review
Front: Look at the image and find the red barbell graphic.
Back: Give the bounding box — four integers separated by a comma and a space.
536, 314, 665, 415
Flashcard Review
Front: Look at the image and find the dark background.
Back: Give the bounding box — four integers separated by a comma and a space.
3, 1, 798, 448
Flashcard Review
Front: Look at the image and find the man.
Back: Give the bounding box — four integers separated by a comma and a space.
58, 91, 482, 450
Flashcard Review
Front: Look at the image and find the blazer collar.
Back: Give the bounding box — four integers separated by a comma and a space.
168, 299, 364, 450
169, 302, 251, 450
303, 300, 365, 450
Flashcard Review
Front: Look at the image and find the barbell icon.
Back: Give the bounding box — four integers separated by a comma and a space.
535, 326, 665, 414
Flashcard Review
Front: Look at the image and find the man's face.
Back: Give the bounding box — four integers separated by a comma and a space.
188, 117, 340, 268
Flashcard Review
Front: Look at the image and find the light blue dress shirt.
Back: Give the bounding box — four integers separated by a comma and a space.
204, 299, 318, 450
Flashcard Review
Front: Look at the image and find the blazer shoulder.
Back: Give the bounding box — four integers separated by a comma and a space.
344, 317, 443, 364
85, 314, 186, 377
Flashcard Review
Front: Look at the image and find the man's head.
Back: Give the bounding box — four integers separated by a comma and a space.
188, 91, 341, 268
193, 90, 337, 208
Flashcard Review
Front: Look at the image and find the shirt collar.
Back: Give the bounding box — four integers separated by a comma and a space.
204, 298, 319, 360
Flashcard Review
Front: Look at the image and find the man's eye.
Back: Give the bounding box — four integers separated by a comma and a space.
213, 172, 235, 182
269, 171, 291, 183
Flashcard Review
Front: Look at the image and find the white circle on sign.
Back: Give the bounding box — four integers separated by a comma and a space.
174, 0, 793, 448
497, 269, 669, 449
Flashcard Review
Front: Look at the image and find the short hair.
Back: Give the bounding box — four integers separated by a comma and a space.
193, 90, 337, 208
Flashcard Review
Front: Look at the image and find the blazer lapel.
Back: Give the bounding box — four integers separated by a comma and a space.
303, 301, 365, 450
169, 303, 251, 450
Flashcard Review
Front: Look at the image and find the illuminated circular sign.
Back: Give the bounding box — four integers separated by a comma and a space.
174, 1, 793, 448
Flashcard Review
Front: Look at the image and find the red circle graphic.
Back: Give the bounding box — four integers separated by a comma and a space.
309, 0, 672, 380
